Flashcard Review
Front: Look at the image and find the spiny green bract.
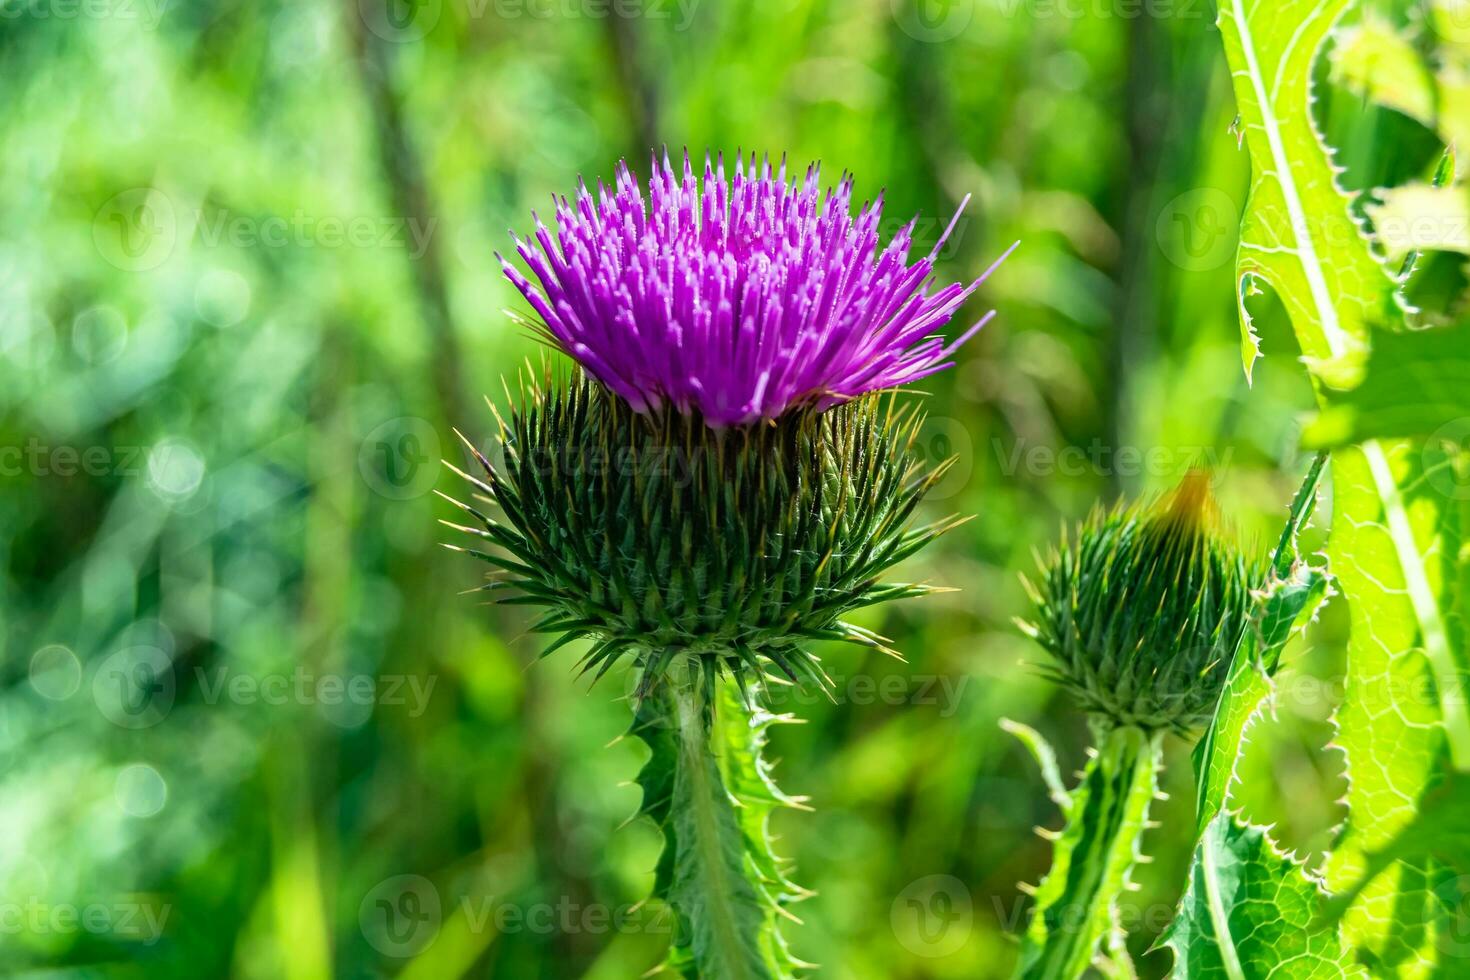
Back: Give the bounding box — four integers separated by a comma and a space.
442, 369, 962, 696
1021, 473, 1265, 734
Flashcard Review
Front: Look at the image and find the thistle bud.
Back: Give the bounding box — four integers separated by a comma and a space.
1021, 472, 1265, 733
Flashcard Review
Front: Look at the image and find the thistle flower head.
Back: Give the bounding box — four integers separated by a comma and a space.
1021, 472, 1265, 734
499, 150, 1011, 427
444, 371, 961, 697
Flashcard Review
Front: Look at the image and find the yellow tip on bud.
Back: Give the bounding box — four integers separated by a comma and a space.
1155, 469, 1217, 537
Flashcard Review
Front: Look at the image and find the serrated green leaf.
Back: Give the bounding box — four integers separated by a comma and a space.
1322, 442, 1470, 974
1218, 2, 1470, 973
1331, 17, 1439, 132
1332, 8, 1470, 153
1318, 767, 1467, 980
1001, 718, 1072, 810
1365, 185, 1470, 262
1303, 324, 1470, 448
1013, 725, 1163, 980
1217, 0, 1397, 385
711, 682, 811, 978
1163, 814, 1364, 979
669, 671, 775, 980
1324, 772, 1470, 935
1192, 454, 1330, 832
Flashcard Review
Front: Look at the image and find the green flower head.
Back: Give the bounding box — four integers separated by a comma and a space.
443, 369, 962, 699
1021, 472, 1266, 734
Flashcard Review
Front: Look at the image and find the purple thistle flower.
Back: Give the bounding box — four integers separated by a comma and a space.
500, 152, 1013, 428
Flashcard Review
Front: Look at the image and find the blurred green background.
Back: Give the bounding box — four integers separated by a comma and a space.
2, 0, 1397, 976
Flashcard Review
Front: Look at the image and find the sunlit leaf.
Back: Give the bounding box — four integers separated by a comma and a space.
1217, 0, 1397, 385
1331, 10, 1470, 158
1366, 184, 1470, 262
1304, 324, 1470, 447
1324, 772, 1470, 936
1331, 17, 1438, 129
1217, 0, 1470, 973
1192, 454, 1330, 832
1162, 814, 1364, 980
1321, 443, 1468, 974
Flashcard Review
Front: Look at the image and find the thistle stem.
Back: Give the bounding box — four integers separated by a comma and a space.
1014, 725, 1164, 980
669, 665, 768, 980
633, 658, 803, 979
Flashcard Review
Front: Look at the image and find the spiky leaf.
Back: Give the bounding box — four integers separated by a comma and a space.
1012, 725, 1163, 980
1218, 0, 1470, 971
1321, 443, 1469, 973
1218, 0, 1396, 385
1192, 454, 1330, 831
1162, 814, 1364, 980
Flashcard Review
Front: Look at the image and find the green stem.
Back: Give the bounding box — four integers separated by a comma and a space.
631, 658, 804, 979
671, 665, 767, 980
1014, 725, 1164, 980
